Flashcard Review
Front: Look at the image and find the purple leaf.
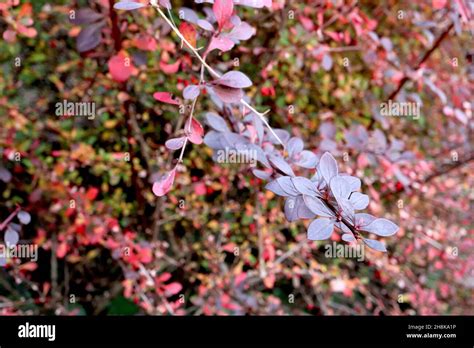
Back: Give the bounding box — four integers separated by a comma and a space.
205, 112, 229, 132
322, 54, 333, 71
284, 197, 298, 222
355, 213, 376, 228
319, 122, 336, 139
380, 37, 393, 51
70, 8, 104, 25
341, 233, 356, 242
183, 85, 201, 100
307, 218, 334, 240
18, 211, 31, 225
318, 152, 338, 184
345, 125, 368, 151
76, 21, 105, 52
227, 21, 255, 40
249, 144, 271, 168
204, 130, 223, 149
330, 176, 351, 201
197, 19, 215, 31
265, 179, 288, 197
252, 168, 272, 180
165, 137, 186, 151
291, 177, 317, 196
211, 85, 243, 103
363, 238, 387, 252
363, 218, 399, 236
178, 8, 199, 24
5, 227, 19, 246
114, 1, 146, 11
0, 166, 12, 183
276, 176, 299, 196
267, 129, 290, 144
293, 150, 318, 168
234, 0, 267, 8
252, 114, 264, 143
303, 195, 333, 217
214, 71, 252, 88
269, 155, 295, 177
349, 192, 369, 210
287, 137, 304, 158
296, 196, 316, 219
340, 175, 361, 192
159, 0, 171, 9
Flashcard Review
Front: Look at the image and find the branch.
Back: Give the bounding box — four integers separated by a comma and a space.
368, 21, 454, 130
381, 150, 474, 199
150, 2, 286, 148
0, 206, 20, 231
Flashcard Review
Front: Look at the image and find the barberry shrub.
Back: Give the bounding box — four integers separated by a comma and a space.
115, 0, 399, 251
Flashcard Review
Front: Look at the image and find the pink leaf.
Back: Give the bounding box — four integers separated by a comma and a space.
207, 35, 235, 52
211, 85, 243, 103
213, 71, 252, 88
152, 169, 176, 197
153, 92, 180, 105
133, 34, 157, 51
159, 60, 181, 75
158, 272, 172, 282
108, 52, 133, 82
185, 118, 204, 145
164, 282, 182, 296
213, 0, 234, 31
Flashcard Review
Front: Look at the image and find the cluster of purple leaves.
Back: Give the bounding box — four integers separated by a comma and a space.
0, 210, 31, 266
265, 152, 398, 252
115, 0, 399, 251
70, 8, 106, 52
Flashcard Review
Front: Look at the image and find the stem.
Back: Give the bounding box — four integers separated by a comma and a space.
109, 0, 122, 51
177, 137, 188, 164
0, 206, 20, 231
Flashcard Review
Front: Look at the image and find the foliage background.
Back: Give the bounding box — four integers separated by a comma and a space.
0, 0, 472, 315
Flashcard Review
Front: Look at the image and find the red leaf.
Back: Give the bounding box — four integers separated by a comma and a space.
153, 92, 180, 105
213, 0, 234, 31
108, 51, 133, 82
152, 169, 176, 197
179, 22, 197, 48
133, 34, 157, 51
138, 248, 153, 264
86, 187, 99, 201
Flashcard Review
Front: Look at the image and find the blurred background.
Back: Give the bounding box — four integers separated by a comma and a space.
0, 0, 472, 315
